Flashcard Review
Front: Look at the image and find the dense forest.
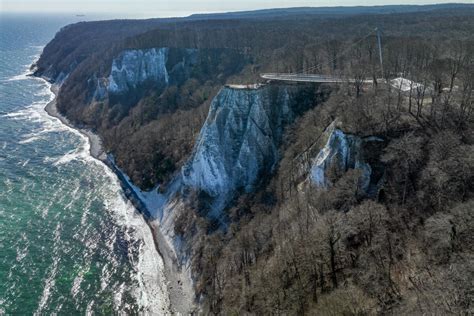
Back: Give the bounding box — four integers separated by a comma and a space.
35, 4, 473, 315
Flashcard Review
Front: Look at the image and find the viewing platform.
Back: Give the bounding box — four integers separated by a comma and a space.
260, 73, 375, 83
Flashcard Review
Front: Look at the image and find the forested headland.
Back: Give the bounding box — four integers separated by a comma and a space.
35, 4, 474, 314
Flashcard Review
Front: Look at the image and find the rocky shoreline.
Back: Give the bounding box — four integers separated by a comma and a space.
42, 81, 195, 315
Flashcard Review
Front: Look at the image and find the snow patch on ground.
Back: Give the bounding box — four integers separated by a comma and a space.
390, 77, 424, 92
225, 83, 265, 89
107, 156, 168, 214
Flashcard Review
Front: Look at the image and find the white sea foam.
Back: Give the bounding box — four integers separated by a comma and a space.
15, 233, 29, 262
71, 200, 95, 302
3, 50, 41, 82
35, 223, 62, 315
1, 80, 55, 134
4, 72, 33, 82
35, 89, 51, 97
20, 159, 30, 167
70, 272, 84, 298
86, 301, 94, 315
52, 147, 90, 166
19, 135, 42, 144
3, 61, 35, 82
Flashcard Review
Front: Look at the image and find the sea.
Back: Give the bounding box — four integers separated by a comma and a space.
0, 14, 169, 314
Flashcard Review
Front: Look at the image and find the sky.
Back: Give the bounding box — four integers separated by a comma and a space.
1, 0, 472, 18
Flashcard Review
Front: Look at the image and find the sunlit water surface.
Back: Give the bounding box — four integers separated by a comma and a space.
0, 14, 168, 314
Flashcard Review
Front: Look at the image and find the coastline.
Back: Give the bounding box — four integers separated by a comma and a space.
44, 85, 106, 161
43, 82, 195, 315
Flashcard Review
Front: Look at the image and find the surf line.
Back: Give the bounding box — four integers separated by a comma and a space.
34, 75, 172, 313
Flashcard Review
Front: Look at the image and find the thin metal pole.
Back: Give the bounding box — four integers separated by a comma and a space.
376, 27, 384, 79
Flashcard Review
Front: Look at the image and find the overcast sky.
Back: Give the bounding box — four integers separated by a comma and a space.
1, 0, 472, 17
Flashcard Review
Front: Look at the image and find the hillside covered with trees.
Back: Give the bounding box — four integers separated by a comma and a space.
35, 4, 473, 314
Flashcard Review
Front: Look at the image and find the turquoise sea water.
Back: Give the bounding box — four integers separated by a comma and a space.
0, 14, 167, 314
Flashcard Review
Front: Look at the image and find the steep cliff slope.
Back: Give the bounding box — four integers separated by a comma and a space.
309, 121, 384, 196
106, 47, 200, 97
108, 48, 170, 94
181, 84, 315, 216
156, 83, 319, 243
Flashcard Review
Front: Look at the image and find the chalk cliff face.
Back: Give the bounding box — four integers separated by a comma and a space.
153, 84, 317, 265
108, 48, 169, 94
309, 122, 383, 195
104, 47, 200, 97
180, 84, 313, 217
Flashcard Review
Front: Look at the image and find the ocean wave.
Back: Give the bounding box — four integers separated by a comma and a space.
15, 233, 29, 262
3, 72, 33, 82
35, 223, 62, 315
52, 147, 90, 166
1, 100, 52, 122
1, 79, 72, 149
69, 195, 96, 303
17, 158, 30, 167
2, 54, 40, 82
19, 135, 42, 144
35, 89, 51, 97
70, 272, 85, 299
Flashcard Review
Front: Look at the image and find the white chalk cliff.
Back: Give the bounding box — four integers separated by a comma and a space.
181, 85, 295, 215
309, 122, 376, 194
108, 48, 169, 94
